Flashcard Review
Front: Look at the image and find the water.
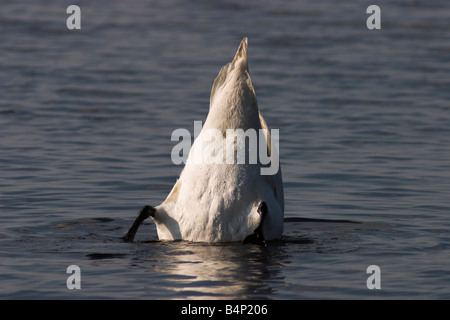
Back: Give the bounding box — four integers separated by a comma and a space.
1, 0, 450, 299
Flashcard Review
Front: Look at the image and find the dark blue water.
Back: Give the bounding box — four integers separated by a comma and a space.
1, 0, 450, 299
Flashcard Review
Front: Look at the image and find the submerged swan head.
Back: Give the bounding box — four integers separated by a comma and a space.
124, 37, 284, 244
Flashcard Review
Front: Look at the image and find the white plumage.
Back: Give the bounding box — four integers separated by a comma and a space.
125, 38, 284, 243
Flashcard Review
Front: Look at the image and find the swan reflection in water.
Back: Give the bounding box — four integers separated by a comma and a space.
139, 241, 289, 299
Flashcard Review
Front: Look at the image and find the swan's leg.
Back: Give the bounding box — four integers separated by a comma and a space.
242, 202, 268, 246
123, 205, 155, 242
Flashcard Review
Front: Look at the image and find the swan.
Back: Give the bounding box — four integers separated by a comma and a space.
124, 38, 284, 244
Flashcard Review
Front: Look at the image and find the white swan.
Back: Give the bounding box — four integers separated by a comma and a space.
124, 38, 284, 244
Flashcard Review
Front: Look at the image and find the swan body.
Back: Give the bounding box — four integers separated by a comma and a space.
125, 38, 284, 243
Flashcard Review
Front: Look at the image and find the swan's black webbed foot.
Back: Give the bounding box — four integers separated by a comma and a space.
123, 205, 155, 242
242, 202, 268, 246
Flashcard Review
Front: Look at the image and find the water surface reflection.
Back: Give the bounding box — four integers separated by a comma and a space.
128, 241, 291, 299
